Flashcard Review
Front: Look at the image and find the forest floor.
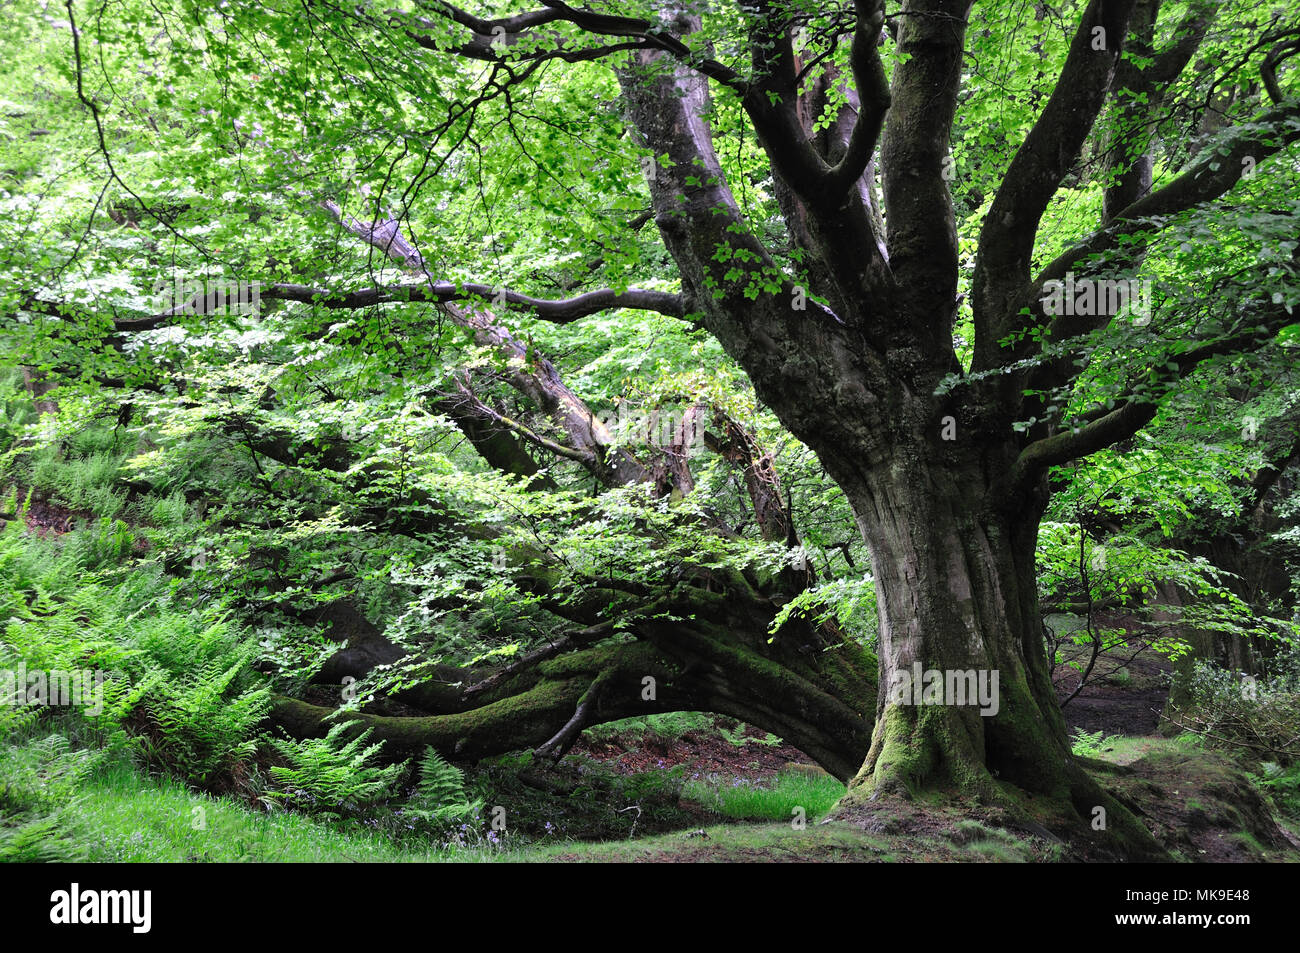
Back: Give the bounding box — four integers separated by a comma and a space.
527, 638, 1300, 862
540, 721, 1299, 863
9, 490, 1298, 862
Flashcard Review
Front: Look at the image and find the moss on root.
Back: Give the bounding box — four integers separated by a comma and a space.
835, 700, 1169, 861
849, 703, 997, 800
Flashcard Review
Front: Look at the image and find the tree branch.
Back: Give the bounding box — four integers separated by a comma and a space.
20, 280, 684, 333
878, 0, 972, 344
1008, 297, 1297, 492
402, 0, 746, 90
1101, 0, 1218, 223
979, 93, 1300, 389
264, 281, 685, 323
972, 0, 1139, 363
822, 1, 890, 197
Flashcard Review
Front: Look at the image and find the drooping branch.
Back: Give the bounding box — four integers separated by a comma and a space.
274, 582, 877, 779
533, 665, 616, 761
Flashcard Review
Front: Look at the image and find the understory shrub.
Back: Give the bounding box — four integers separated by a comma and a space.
265, 722, 408, 816
1174, 643, 1300, 763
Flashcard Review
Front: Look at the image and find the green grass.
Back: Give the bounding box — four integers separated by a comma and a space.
948, 819, 1034, 862
582, 711, 783, 749
683, 769, 846, 822
582, 711, 715, 745
58, 762, 498, 863
514, 817, 1054, 863
1074, 731, 1203, 766
518, 821, 903, 862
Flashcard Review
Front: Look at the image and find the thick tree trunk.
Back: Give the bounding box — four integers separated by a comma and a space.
844, 466, 1067, 800
816, 430, 1163, 854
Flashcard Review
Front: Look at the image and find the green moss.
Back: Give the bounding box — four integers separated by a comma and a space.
270, 674, 586, 756
536, 642, 662, 679
1230, 831, 1266, 857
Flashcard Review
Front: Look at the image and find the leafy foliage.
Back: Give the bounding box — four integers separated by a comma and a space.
1171, 649, 1300, 763
265, 723, 407, 817
404, 747, 483, 825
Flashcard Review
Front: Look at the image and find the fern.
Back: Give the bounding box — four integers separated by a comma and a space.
265, 722, 407, 815
410, 747, 481, 823
0, 734, 97, 862
139, 660, 269, 787
1070, 727, 1119, 757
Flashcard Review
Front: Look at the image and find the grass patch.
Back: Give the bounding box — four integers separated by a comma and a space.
683, 768, 845, 822
60, 762, 498, 863
582, 711, 715, 746
522, 821, 899, 862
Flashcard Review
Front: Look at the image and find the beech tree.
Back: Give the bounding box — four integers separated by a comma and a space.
5, 0, 1299, 857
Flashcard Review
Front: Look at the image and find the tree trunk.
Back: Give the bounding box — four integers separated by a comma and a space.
846, 466, 1065, 799
272, 579, 877, 782
816, 430, 1163, 854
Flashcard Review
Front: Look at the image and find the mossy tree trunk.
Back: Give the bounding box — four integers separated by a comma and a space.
845, 458, 1067, 800
272, 581, 877, 781
805, 399, 1158, 852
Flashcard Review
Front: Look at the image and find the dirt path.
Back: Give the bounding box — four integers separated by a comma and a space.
1058, 643, 1172, 737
